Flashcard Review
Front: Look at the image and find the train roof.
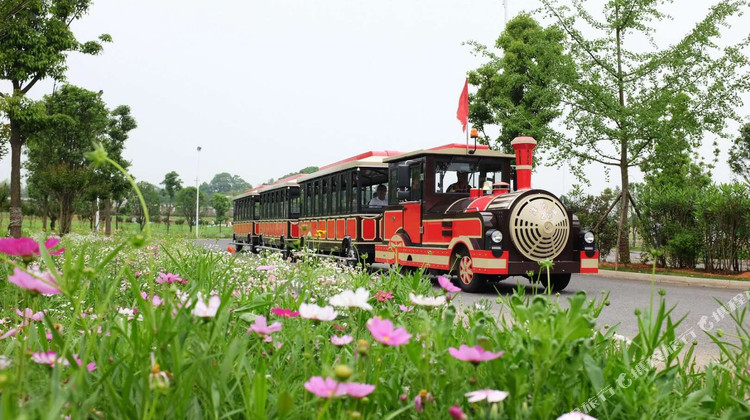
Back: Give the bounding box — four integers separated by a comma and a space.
233, 174, 304, 200
298, 150, 403, 182
382, 143, 514, 163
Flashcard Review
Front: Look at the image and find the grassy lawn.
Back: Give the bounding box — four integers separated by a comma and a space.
600, 262, 750, 281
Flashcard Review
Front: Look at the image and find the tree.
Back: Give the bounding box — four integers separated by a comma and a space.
729, 123, 750, 184
26, 85, 110, 234
128, 181, 160, 231
0, 0, 111, 237
539, 0, 750, 264
210, 193, 231, 233
467, 14, 567, 153
278, 166, 318, 181
160, 171, 182, 231
176, 187, 204, 233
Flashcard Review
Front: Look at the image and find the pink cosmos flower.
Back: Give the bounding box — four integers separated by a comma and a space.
256, 265, 277, 271
31, 351, 57, 366
0, 237, 64, 258
557, 412, 598, 420
330, 335, 354, 346
304, 376, 346, 398
156, 272, 186, 284
374, 290, 394, 302
152, 295, 163, 306
449, 345, 504, 364
0, 328, 18, 340
366, 317, 411, 346
343, 382, 375, 398
449, 405, 468, 420
399, 305, 414, 312
192, 295, 220, 317
465, 389, 509, 403
86, 362, 98, 372
414, 391, 433, 412
247, 315, 282, 337
8, 267, 61, 295
16, 308, 45, 323
438, 275, 461, 293
271, 308, 300, 318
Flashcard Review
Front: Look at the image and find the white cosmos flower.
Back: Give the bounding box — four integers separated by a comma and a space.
329, 287, 372, 310
0, 355, 11, 369
299, 303, 338, 321
465, 389, 509, 403
556, 412, 598, 420
192, 295, 221, 318
409, 293, 446, 307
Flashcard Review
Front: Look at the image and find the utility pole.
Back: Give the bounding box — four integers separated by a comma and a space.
503, 0, 508, 25
196, 146, 202, 238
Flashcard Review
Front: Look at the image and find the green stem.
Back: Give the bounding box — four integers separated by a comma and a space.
105, 156, 151, 238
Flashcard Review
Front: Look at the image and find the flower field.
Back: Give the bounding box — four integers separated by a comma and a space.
1, 234, 750, 419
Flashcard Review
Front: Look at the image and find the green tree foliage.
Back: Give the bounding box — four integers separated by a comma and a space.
539, 0, 750, 264
467, 13, 567, 153
0, 0, 111, 237
203, 172, 251, 196
160, 171, 183, 231
561, 186, 619, 259
278, 166, 318, 180
26, 85, 110, 234
210, 193, 231, 232
729, 123, 750, 184
128, 181, 160, 231
176, 186, 204, 233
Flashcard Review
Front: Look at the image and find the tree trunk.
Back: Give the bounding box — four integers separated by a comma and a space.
104, 198, 112, 235
165, 204, 171, 232
8, 119, 23, 238
58, 193, 75, 235
42, 194, 49, 232
50, 215, 56, 231
614, 17, 631, 266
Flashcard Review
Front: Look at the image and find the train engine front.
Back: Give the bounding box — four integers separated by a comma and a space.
375, 138, 598, 293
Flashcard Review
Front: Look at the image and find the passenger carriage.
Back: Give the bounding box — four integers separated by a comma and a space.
296, 150, 402, 262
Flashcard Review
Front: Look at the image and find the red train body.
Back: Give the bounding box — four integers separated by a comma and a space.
232, 137, 598, 292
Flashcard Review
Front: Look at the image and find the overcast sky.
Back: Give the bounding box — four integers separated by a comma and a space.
1, 0, 748, 197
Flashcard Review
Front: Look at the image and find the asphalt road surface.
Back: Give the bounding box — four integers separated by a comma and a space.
200, 238, 746, 366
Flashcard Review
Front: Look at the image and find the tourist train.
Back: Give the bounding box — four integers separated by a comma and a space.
232, 137, 598, 292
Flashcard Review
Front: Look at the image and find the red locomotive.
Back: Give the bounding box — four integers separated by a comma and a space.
232, 137, 598, 292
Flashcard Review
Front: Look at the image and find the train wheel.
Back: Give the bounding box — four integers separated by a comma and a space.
455, 249, 485, 293
542, 273, 571, 292
235, 243, 244, 253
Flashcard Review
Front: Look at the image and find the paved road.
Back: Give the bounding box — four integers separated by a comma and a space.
200, 238, 746, 366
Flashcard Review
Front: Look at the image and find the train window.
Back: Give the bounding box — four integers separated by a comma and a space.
320, 178, 328, 215
359, 168, 389, 211
388, 168, 397, 204
331, 176, 338, 215
253, 198, 259, 220
290, 188, 300, 217
305, 183, 313, 217
351, 172, 358, 212
409, 165, 423, 201
340, 174, 349, 214
434, 157, 507, 194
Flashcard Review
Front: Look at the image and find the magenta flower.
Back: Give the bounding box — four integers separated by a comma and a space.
343, 382, 375, 398
256, 265, 277, 271
86, 362, 98, 372
366, 317, 411, 346
156, 272, 186, 284
271, 307, 300, 318
374, 290, 394, 302
438, 275, 461, 293
414, 391, 433, 412
31, 351, 58, 366
16, 308, 45, 323
304, 376, 346, 398
557, 412, 598, 420
247, 315, 282, 337
0, 237, 64, 258
449, 345, 504, 364
0, 328, 18, 340
449, 405, 468, 419
331, 335, 354, 346
8, 267, 61, 295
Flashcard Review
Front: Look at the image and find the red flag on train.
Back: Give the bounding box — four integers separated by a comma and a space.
456, 78, 469, 132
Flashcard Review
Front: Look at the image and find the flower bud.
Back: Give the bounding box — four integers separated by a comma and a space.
356, 339, 369, 355
334, 364, 353, 381
717, 329, 725, 337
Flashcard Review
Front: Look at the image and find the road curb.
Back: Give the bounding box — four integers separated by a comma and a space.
596, 269, 750, 290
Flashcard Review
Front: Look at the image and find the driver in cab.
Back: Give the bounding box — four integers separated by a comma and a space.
447, 172, 471, 193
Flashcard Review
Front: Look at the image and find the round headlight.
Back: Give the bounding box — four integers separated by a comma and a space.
491, 230, 503, 243
584, 231, 595, 244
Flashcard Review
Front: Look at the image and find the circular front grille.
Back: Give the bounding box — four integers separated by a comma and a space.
509, 193, 569, 261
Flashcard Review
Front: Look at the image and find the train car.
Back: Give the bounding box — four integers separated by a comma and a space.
296, 150, 402, 262
374, 137, 598, 292
232, 174, 304, 253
